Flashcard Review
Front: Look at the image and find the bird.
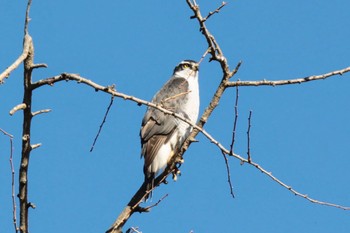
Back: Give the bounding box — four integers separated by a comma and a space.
140, 60, 200, 199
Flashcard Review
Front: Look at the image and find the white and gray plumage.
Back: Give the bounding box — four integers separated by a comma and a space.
140, 60, 200, 195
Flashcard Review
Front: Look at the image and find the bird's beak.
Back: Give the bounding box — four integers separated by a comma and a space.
193, 63, 199, 71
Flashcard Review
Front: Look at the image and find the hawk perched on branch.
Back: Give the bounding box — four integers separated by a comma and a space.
140, 60, 200, 198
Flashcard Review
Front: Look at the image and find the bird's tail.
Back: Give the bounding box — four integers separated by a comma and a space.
144, 174, 155, 201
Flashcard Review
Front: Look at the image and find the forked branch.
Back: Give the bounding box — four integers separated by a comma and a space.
0, 35, 32, 84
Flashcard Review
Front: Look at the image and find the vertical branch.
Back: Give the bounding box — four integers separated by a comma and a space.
18, 1, 34, 232
1, 129, 18, 232
10, 135, 18, 233
221, 151, 235, 198
18, 37, 34, 233
229, 85, 239, 154
24, 0, 32, 35
247, 111, 252, 163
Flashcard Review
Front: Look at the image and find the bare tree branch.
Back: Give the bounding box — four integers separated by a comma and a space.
247, 110, 252, 163
0, 35, 32, 84
30, 143, 41, 150
197, 123, 350, 210
31, 63, 48, 70
90, 96, 115, 152
226, 66, 350, 87
221, 151, 235, 198
180, 0, 238, 160
202, 1, 227, 22
0, 0, 42, 84
31, 109, 51, 117
18, 38, 34, 233
18, 1, 35, 231
1, 129, 18, 233
142, 194, 169, 212
24, 0, 32, 35
245, 159, 350, 210
229, 85, 239, 154
9, 104, 27, 116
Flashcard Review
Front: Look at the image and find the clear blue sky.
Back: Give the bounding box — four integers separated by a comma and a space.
1, 0, 350, 232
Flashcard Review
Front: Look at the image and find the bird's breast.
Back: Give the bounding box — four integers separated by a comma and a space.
183, 77, 200, 123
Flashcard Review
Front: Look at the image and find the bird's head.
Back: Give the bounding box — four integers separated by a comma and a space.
173, 60, 199, 79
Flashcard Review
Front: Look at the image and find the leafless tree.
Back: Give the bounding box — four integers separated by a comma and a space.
1, 1, 350, 233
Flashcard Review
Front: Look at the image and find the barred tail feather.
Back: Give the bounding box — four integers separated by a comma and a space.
144, 173, 155, 201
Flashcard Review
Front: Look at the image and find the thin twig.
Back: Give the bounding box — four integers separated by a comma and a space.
221, 152, 235, 198
226, 66, 350, 87
246, 159, 350, 210
0, 129, 18, 233
203, 1, 227, 22
247, 111, 252, 163
229, 85, 239, 154
24, 0, 32, 35
142, 194, 169, 212
198, 48, 210, 65
228, 61, 242, 80
10, 138, 18, 233
90, 96, 115, 152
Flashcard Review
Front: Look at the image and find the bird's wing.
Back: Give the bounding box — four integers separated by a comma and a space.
140, 77, 190, 169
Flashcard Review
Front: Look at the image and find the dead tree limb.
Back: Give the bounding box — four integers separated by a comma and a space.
18, 34, 34, 233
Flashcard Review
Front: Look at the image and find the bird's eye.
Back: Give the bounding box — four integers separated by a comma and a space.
182, 64, 189, 69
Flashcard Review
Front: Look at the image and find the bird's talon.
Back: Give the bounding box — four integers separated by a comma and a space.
173, 173, 178, 181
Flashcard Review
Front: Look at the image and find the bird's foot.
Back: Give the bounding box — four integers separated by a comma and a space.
172, 166, 182, 181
